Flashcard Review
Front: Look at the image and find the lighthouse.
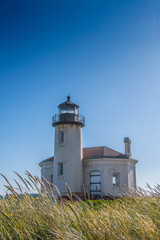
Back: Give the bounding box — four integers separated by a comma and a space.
52, 96, 85, 195
40, 96, 138, 197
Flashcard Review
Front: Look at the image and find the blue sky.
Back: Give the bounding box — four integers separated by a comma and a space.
0, 0, 160, 194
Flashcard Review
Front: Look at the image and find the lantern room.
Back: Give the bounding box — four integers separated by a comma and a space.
58, 95, 79, 115
52, 96, 85, 127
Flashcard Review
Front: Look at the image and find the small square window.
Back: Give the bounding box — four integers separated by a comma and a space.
59, 131, 64, 144
112, 173, 120, 187
58, 163, 63, 176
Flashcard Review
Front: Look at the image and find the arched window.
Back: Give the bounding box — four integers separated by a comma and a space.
90, 171, 101, 195
112, 173, 120, 187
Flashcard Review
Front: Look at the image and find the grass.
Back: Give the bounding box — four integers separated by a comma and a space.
0, 172, 160, 239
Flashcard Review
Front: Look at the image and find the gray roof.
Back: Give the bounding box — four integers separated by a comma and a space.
39, 156, 54, 166
58, 96, 79, 108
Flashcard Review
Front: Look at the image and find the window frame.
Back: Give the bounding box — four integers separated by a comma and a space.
112, 172, 120, 187
58, 163, 63, 176
59, 131, 64, 145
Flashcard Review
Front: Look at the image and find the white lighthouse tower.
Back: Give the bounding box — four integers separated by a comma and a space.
52, 96, 85, 195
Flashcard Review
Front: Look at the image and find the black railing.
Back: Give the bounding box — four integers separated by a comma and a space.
52, 113, 85, 126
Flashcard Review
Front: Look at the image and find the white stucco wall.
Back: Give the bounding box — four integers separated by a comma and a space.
83, 157, 137, 196
53, 124, 83, 195
40, 161, 53, 188
40, 156, 137, 196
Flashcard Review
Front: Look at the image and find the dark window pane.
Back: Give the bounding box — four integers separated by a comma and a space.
58, 163, 63, 176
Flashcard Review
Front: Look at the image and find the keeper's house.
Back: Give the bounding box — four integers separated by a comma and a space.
39, 96, 138, 196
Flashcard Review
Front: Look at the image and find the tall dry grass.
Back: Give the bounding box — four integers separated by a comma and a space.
0, 171, 160, 239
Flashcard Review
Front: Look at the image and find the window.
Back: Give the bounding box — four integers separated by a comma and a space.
50, 175, 53, 183
112, 173, 120, 187
90, 171, 101, 195
75, 107, 79, 115
59, 131, 64, 144
58, 163, 63, 176
67, 106, 75, 114
60, 106, 75, 114
60, 106, 68, 114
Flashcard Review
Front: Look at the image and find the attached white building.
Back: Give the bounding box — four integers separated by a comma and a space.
39, 96, 138, 197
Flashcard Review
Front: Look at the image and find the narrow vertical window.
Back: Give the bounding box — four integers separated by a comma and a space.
59, 131, 64, 144
112, 173, 120, 187
50, 174, 53, 183
58, 163, 63, 176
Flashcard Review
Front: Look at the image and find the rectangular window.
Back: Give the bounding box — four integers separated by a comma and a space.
59, 131, 64, 144
50, 175, 53, 183
112, 173, 119, 187
58, 163, 63, 176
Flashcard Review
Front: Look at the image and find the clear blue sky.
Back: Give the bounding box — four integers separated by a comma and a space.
0, 0, 160, 194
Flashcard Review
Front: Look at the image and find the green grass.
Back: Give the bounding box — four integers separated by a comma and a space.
0, 172, 160, 239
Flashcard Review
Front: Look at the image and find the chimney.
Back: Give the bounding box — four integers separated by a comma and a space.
124, 137, 132, 157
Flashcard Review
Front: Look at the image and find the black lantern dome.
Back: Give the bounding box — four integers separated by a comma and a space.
52, 96, 85, 127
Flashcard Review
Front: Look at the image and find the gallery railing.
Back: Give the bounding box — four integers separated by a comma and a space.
52, 113, 85, 126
